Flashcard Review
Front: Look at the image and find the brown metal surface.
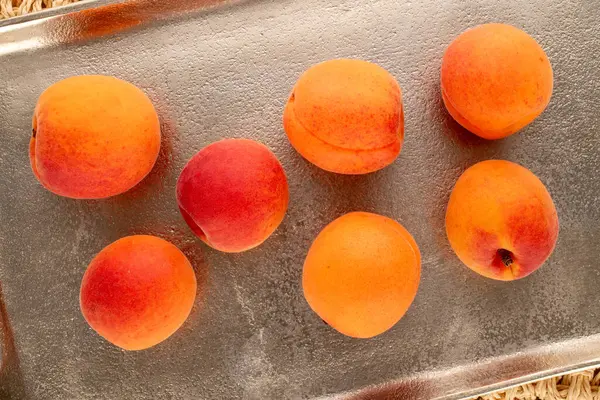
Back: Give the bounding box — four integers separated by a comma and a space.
0, 0, 599, 399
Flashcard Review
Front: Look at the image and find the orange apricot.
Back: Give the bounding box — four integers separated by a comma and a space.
30, 75, 160, 199
446, 160, 559, 281
176, 139, 289, 253
441, 24, 553, 139
80, 235, 197, 350
302, 212, 421, 338
284, 59, 403, 174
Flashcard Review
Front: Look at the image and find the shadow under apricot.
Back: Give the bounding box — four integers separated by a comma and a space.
437, 91, 489, 149
113, 114, 176, 202
0, 282, 28, 400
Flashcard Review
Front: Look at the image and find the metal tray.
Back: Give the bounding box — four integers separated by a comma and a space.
1, 0, 599, 399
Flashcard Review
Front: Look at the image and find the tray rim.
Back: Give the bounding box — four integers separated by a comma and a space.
1, 1, 598, 399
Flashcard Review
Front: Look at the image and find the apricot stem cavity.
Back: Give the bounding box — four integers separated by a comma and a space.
497, 249, 514, 268
445, 160, 559, 281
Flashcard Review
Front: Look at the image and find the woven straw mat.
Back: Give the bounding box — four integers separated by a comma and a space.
0, 0, 80, 19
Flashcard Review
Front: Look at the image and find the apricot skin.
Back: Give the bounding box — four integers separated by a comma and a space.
446, 160, 559, 281
284, 59, 403, 174
80, 235, 197, 351
176, 139, 289, 253
302, 212, 421, 338
441, 24, 553, 139
29, 75, 160, 199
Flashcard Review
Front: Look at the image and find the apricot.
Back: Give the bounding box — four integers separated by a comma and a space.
446, 160, 559, 281
29, 75, 161, 199
302, 212, 421, 338
283, 59, 403, 174
80, 235, 197, 350
176, 139, 289, 253
441, 24, 553, 139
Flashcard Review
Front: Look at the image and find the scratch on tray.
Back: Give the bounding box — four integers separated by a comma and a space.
233, 279, 255, 326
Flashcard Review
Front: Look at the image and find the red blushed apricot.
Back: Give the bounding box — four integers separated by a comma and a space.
176, 139, 289, 253
30, 75, 160, 199
80, 235, 197, 350
446, 160, 559, 281
284, 59, 403, 174
303, 212, 421, 338
441, 24, 553, 139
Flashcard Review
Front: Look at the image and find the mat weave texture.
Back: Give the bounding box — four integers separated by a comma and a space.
0, 0, 81, 19
473, 370, 600, 400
